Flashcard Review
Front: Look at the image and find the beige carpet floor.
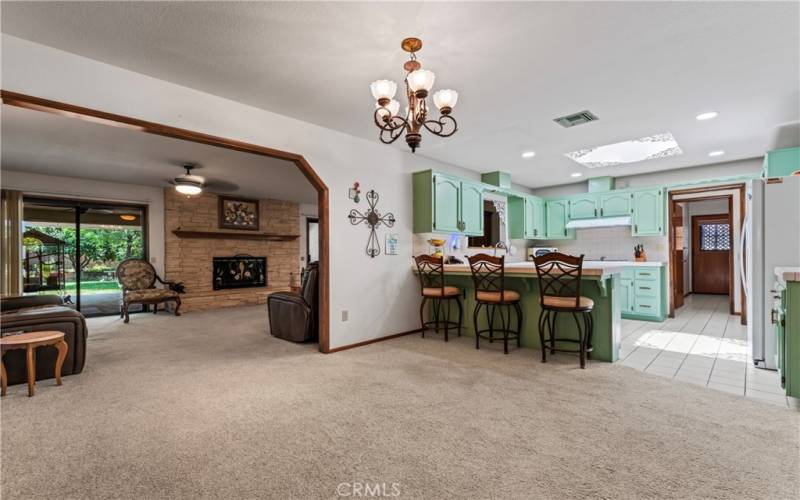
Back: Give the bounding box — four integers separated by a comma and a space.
2, 306, 798, 499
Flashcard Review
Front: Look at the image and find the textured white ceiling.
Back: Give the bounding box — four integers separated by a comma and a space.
1, 105, 318, 203
2, 1, 798, 188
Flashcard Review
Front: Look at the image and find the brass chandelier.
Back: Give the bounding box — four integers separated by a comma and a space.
370, 37, 458, 153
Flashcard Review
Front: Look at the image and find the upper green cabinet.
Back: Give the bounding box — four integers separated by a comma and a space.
509, 195, 546, 239
545, 200, 575, 239
631, 188, 664, 236
763, 147, 800, 178
412, 170, 483, 236
599, 191, 630, 217
568, 195, 599, 220
459, 180, 485, 236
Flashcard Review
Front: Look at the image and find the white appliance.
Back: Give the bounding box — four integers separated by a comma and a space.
744, 176, 800, 369
527, 247, 558, 261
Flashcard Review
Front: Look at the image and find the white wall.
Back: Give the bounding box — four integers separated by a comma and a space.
0, 169, 166, 276
1, 35, 480, 349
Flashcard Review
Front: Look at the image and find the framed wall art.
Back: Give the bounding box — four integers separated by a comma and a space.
219, 196, 260, 230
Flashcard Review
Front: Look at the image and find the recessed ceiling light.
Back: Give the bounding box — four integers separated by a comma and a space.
696, 111, 718, 121
521, 151, 536, 159
564, 132, 682, 168
708, 150, 725, 157
571, 172, 583, 178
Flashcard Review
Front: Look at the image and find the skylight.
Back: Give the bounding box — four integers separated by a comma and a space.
565, 132, 682, 168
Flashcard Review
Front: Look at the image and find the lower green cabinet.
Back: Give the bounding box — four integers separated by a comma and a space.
621, 266, 665, 321
545, 200, 575, 239
780, 281, 800, 398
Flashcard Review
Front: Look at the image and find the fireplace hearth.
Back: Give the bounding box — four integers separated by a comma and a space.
213, 255, 267, 290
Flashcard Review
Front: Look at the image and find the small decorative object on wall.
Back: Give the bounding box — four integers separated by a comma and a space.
386, 233, 399, 255
219, 196, 259, 230
349, 181, 361, 203
348, 190, 396, 258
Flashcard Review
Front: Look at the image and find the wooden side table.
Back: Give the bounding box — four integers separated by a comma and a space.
1, 331, 68, 397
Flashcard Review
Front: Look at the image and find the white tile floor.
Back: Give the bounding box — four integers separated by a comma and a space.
619, 294, 796, 408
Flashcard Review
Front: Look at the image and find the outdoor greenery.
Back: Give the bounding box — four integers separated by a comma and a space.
30, 226, 143, 272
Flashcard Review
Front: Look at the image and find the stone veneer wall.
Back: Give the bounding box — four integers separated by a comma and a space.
164, 189, 300, 312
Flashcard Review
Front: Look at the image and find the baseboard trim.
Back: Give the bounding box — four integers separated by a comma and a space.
326, 328, 423, 354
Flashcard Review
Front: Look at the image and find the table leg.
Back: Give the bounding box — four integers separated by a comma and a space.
26, 344, 35, 397
55, 340, 68, 386
1, 354, 7, 397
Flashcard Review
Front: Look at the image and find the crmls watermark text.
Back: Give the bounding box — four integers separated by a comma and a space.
336, 482, 401, 497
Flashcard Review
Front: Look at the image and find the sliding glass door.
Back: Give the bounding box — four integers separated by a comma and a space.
22, 198, 147, 317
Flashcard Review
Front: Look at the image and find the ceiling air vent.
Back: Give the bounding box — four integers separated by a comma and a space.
554, 110, 598, 128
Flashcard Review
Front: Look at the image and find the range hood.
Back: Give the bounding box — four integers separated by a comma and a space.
565, 216, 631, 229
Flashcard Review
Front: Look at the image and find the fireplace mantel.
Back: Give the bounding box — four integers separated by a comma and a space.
172, 229, 298, 241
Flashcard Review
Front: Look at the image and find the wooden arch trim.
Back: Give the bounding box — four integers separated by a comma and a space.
1, 90, 331, 352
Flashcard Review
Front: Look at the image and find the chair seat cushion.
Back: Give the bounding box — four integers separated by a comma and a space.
124, 288, 178, 303
476, 290, 520, 303
423, 286, 461, 298
543, 295, 594, 310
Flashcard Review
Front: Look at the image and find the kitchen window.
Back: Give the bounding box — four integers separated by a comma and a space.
699, 222, 731, 251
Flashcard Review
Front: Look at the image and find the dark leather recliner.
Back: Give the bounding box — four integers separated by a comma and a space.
267, 262, 319, 342
1, 295, 88, 385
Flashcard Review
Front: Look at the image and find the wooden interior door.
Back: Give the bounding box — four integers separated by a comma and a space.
692, 214, 731, 295
672, 204, 685, 308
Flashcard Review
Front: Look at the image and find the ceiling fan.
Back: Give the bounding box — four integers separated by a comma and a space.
169, 164, 238, 195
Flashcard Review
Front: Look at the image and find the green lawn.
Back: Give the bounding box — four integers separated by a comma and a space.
63, 280, 121, 295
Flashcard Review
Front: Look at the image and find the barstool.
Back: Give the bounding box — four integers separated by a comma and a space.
533, 252, 594, 368
468, 254, 522, 354
414, 255, 463, 341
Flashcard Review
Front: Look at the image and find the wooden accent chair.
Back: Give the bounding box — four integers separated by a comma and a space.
533, 252, 594, 368
116, 259, 181, 323
467, 254, 522, 354
414, 255, 463, 341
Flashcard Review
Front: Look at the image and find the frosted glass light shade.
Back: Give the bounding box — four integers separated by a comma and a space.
433, 89, 458, 110
370, 80, 397, 100
407, 70, 435, 92
376, 99, 400, 119
175, 184, 202, 195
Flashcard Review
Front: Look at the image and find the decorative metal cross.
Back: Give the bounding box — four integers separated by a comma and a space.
348, 190, 396, 258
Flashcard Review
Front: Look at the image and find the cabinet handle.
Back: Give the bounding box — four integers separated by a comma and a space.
594, 208, 598, 217
771, 309, 777, 324
640, 273, 651, 276
600, 208, 604, 216
634, 224, 638, 233
640, 305, 651, 309
640, 286, 651, 290
534, 228, 538, 236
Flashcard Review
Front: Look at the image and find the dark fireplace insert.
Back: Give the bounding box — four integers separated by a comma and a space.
213, 255, 267, 290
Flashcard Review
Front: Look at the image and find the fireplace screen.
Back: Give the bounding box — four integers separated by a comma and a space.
213, 256, 267, 290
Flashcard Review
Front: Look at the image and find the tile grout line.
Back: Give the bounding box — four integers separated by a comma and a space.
706, 299, 732, 388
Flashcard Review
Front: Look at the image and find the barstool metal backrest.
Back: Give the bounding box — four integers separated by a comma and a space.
467, 253, 507, 301
414, 254, 445, 295
533, 252, 584, 308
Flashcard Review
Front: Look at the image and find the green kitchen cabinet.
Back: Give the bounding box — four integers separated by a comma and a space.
568, 194, 599, 220
780, 280, 800, 398
432, 173, 462, 233
508, 195, 546, 239
620, 278, 635, 315
622, 266, 665, 321
763, 147, 800, 178
631, 188, 664, 236
460, 180, 485, 236
599, 191, 631, 218
545, 200, 575, 239
531, 197, 546, 238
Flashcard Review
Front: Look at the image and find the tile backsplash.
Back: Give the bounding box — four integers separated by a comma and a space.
538, 226, 668, 262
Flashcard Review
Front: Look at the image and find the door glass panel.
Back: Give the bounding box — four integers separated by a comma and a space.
22, 202, 77, 309
700, 223, 731, 251
78, 206, 145, 316
307, 219, 319, 263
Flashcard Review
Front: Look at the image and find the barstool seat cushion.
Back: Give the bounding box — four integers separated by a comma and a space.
476, 290, 520, 303
542, 295, 594, 310
422, 286, 461, 298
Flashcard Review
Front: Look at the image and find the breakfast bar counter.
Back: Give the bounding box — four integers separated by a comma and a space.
413, 261, 624, 362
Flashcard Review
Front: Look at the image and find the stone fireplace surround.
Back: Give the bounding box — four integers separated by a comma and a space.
164, 189, 300, 312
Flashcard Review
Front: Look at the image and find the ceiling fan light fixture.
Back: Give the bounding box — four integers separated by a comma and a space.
174, 165, 204, 196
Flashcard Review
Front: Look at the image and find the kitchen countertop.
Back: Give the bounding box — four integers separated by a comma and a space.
582, 260, 665, 267
775, 266, 800, 283
413, 261, 624, 279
